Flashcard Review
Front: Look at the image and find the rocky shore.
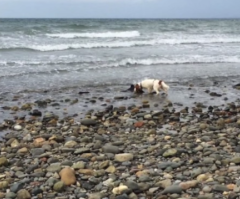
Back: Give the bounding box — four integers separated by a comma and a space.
0, 82, 240, 199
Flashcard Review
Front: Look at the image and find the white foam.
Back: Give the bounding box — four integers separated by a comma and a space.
26, 40, 154, 51
46, 31, 140, 38
89, 55, 240, 69
1, 55, 240, 69
17, 36, 240, 51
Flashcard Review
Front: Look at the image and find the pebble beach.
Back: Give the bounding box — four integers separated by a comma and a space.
0, 79, 240, 199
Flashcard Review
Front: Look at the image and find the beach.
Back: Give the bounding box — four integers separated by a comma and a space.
0, 76, 240, 198
1, 18, 240, 198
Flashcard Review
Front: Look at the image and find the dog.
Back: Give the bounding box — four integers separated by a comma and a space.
122, 84, 144, 93
134, 79, 169, 95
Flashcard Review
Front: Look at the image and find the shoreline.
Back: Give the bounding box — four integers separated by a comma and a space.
0, 81, 240, 198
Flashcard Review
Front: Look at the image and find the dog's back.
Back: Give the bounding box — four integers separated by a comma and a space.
141, 79, 155, 89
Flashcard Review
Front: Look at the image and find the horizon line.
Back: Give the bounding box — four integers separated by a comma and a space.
1, 16, 240, 19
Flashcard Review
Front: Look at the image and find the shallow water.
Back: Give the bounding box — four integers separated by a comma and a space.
1, 19, 240, 93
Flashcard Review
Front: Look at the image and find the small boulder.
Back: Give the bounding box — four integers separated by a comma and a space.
115, 153, 133, 162
0, 157, 8, 167
80, 119, 98, 126
53, 181, 65, 192
17, 189, 31, 199
59, 167, 76, 186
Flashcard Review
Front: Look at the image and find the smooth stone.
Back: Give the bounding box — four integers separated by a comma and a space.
212, 184, 229, 192
179, 180, 198, 190
197, 194, 214, 199
102, 144, 120, 154
0, 157, 8, 166
124, 180, 139, 191
112, 184, 129, 194
162, 185, 183, 194
155, 179, 172, 188
5, 192, 16, 198
115, 194, 129, 199
81, 119, 98, 126
74, 148, 90, 154
17, 189, 31, 199
115, 153, 134, 162
0, 181, 8, 189
53, 181, 65, 192
231, 157, 240, 164
64, 140, 78, 148
31, 188, 43, 195
163, 148, 178, 157
30, 148, 45, 156
72, 161, 86, 169
59, 167, 76, 185
46, 164, 61, 172
14, 124, 22, 131
10, 182, 24, 193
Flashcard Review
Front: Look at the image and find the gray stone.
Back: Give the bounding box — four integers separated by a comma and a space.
81, 119, 98, 126
17, 189, 31, 199
5, 192, 16, 198
212, 184, 229, 192
74, 148, 90, 154
53, 181, 65, 192
30, 148, 45, 156
102, 144, 120, 154
46, 163, 61, 173
163, 148, 178, 157
10, 182, 24, 193
162, 185, 183, 194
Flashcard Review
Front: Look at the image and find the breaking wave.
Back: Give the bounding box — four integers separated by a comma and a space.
46, 31, 140, 38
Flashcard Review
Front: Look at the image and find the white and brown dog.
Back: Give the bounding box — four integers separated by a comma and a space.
134, 79, 169, 95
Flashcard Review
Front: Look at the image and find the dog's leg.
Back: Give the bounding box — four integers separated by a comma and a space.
154, 88, 160, 95
148, 87, 153, 94
163, 88, 168, 95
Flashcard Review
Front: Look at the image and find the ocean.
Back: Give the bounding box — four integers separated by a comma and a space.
0, 18, 240, 94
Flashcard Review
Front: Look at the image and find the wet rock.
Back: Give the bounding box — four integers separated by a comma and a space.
29, 109, 42, 116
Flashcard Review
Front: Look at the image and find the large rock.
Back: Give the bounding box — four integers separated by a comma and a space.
17, 189, 31, 199
64, 140, 78, 148
0, 157, 8, 166
162, 148, 178, 157
179, 180, 198, 190
53, 181, 65, 192
161, 185, 183, 194
59, 167, 76, 185
114, 153, 133, 162
30, 148, 45, 156
46, 163, 61, 173
102, 144, 120, 154
0, 181, 8, 189
112, 184, 129, 194
10, 182, 24, 193
233, 83, 240, 90
80, 119, 98, 126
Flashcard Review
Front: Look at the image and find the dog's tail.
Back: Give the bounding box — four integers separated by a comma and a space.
161, 81, 170, 91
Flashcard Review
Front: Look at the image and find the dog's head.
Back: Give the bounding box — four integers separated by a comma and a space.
159, 80, 170, 91
134, 84, 144, 93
